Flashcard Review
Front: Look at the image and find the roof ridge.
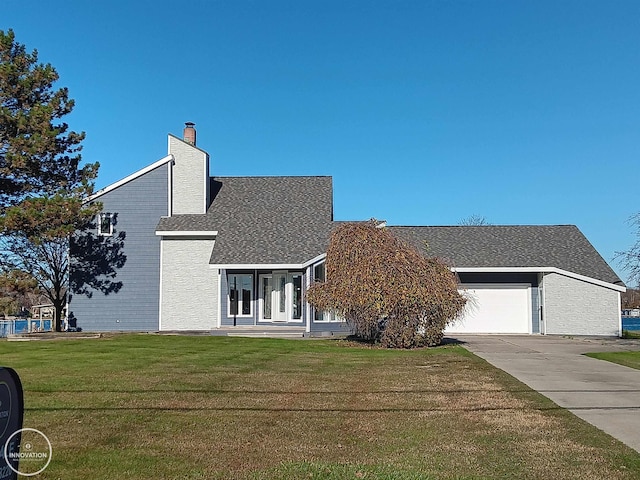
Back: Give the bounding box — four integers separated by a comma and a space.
387, 224, 579, 228
210, 175, 332, 179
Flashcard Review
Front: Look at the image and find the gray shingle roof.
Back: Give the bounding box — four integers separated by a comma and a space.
156, 179, 621, 286
156, 176, 334, 265
388, 225, 623, 286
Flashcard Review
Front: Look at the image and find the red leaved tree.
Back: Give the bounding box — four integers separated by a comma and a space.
307, 221, 466, 348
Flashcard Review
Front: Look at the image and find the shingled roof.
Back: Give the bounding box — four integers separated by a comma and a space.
389, 225, 623, 286
156, 177, 621, 285
156, 176, 334, 265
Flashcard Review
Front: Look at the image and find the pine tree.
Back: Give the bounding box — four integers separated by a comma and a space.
0, 29, 100, 331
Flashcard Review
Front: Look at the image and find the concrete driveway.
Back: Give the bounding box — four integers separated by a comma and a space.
452, 335, 640, 453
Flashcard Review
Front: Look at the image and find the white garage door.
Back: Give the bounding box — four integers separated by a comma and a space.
445, 284, 531, 334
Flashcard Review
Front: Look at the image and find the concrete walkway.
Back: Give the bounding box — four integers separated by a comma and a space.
453, 335, 640, 453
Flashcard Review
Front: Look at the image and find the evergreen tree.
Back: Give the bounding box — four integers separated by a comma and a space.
0, 29, 100, 331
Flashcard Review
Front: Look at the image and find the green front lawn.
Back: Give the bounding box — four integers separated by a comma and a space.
1, 334, 638, 479
585, 351, 640, 370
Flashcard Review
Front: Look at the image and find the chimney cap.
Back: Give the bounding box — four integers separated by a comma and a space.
185, 122, 195, 127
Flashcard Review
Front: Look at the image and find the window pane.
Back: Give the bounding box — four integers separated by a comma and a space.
263, 277, 271, 319
99, 213, 112, 235
229, 280, 238, 316
313, 263, 326, 320
241, 275, 252, 315
314, 263, 325, 282
292, 275, 302, 319
279, 276, 286, 313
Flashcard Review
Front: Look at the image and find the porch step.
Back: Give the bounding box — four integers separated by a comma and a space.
217, 326, 306, 339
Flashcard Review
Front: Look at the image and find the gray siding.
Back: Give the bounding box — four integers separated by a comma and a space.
69, 164, 169, 331
531, 287, 540, 334
309, 320, 351, 335
543, 272, 620, 336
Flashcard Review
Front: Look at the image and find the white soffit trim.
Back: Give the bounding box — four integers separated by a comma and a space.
212, 254, 328, 270
87, 155, 175, 202
302, 253, 327, 268
453, 266, 626, 292
156, 230, 218, 237
211, 263, 305, 270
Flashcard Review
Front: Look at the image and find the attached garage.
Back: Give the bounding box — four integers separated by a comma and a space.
390, 225, 625, 337
446, 284, 531, 334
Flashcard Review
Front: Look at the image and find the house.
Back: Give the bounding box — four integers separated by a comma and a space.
68, 124, 626, 336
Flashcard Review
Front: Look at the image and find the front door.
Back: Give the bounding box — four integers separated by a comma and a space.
260, 272, 303, 322
272, 273, 288, 322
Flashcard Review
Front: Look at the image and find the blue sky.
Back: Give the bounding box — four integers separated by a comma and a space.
4, 1, 640, 282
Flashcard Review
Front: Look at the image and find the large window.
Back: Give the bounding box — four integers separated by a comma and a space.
228, 274, 253, 317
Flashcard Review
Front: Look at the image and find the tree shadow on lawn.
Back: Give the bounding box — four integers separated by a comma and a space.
337, 335, 466, 348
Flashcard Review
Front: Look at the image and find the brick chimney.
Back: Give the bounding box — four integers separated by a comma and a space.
183, 122, 196, 145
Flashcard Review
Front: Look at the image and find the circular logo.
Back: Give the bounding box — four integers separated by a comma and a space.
3, 428, 52, 476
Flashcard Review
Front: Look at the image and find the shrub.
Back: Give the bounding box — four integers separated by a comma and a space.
307, 221, 466, 347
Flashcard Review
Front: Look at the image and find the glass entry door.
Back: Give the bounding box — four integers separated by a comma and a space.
273, 273, 288, 322
260, 272, 303, 322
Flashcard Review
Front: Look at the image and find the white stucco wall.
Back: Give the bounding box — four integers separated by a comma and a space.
159, 237, 218, 330
542, 272, 620, 336
169, 135, 209, 215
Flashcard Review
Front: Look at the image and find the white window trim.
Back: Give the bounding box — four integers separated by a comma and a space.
97, 213, 113, 236
289, 273, 304, 323
258, 274, 273, 322
227, 273, 254, 318
258, 272, 304, 323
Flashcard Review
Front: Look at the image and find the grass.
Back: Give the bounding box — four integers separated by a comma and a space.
586, 330, 640, 369
1, 334, 639, 479
585, 351, 640, 370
